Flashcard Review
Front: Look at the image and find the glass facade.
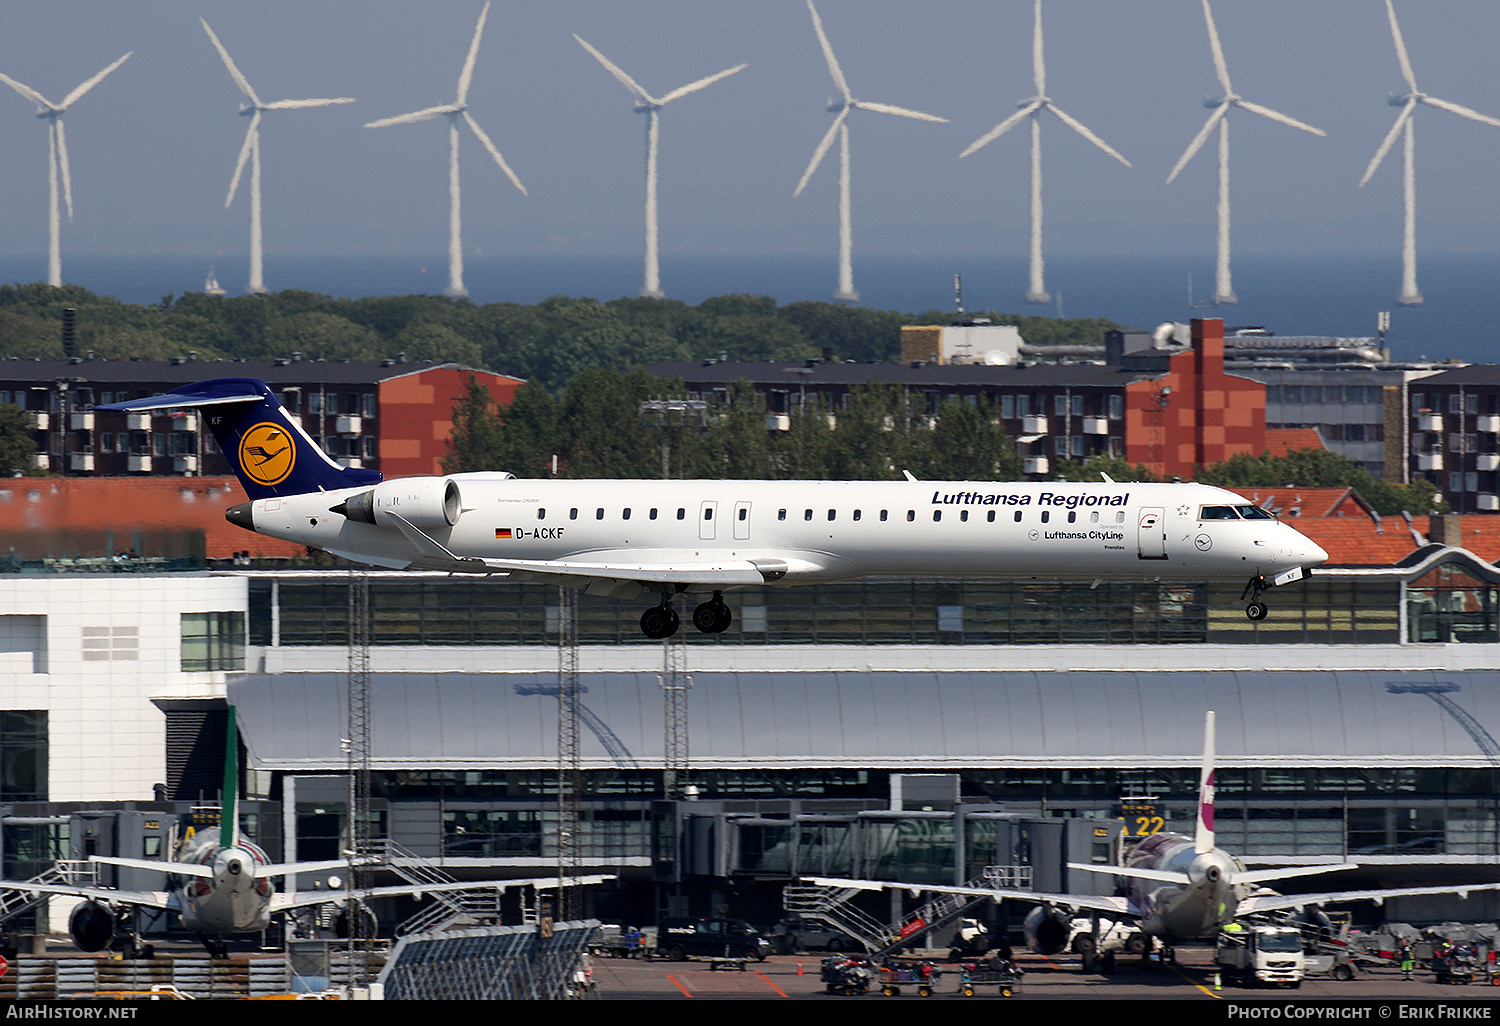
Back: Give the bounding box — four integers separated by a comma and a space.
180, 611, 246, 671
0, 711, 47, 802
248, 575, 1408, 648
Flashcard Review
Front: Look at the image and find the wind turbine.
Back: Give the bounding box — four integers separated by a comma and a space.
795, 0, 947, 303
1166, 0, 1324, 306
0, 52, 131, 288
366, 3, 527, 300
573, 34, 746, 299
201, 18, 354, 295
1360, 0, 1500, 308
961, 0, 1129, 306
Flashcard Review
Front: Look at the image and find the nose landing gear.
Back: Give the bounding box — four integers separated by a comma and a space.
1242, 575, 1269, 621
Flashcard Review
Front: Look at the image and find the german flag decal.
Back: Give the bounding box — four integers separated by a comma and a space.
495, 528, 513, 539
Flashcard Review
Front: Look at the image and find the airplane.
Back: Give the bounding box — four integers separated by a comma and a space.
805, 711, 1500, 971
96, 378, 1329, 637
3, 707, 612, 957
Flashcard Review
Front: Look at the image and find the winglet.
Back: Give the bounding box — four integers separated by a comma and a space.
1195, 710, 1216, 854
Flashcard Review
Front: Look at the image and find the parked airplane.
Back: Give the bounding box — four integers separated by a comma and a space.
98, 378, 1328, 637
4, 708, 610, 956
807, 712, 1500, 970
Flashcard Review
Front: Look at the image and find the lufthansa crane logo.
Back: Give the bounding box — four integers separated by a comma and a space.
238, 423, 295, 487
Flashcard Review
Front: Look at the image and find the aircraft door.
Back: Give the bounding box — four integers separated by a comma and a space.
699, 500, 718, 541
733, 501, 751, 541
1138, 507, 1167, 559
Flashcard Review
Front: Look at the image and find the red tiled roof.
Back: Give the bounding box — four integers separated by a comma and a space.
1239, 487, 1370, 519
1262, 428, 1325, 458
1288, 517, 1425, 567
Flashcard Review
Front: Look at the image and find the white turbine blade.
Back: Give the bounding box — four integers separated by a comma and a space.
1236, 99, 1326, 136
1359, 101, 1414, 186
60, 52, 132, 110
0, 72, 51, 109
55, 119, 73, 220
805, 0, 852, 103
855, 100, 947, 123
1031, 0, 1045, 98
261, 98, 356, 110
658, 64, 748, 106
456, 1, 491, 106
200, 18, 260, 107
960, 102, 1040, 159
226, 111, 260, 207
1167, 103, 1228, 183
794, 105, 849, 196
573, 35, 653, 104
462, 110, 527, 195
1202, 0, 1232, 96
364, 105, 456, 129
1385, 0, 1418, 95
1421, 95, 1500, 129
1048, 104, 1131, 167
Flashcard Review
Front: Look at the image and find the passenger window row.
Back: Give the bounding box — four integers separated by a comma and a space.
526, 506, 1129, 525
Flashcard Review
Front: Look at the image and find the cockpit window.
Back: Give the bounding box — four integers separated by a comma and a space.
1235, 505, 1275, 520
1199, 505, 1240, 520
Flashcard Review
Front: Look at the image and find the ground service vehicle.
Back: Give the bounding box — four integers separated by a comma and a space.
1215, 925, 1305, 987
657, 917, 771, 961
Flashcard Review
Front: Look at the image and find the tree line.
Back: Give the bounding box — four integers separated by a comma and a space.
0, 284, 1122, 395
444, 369, 1445, 515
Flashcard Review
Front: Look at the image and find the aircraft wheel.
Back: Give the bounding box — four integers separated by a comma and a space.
692, 602, 720, 633
1081, 948, 1096, 974
1246, 602, 1268, 621
641, 606, 679, 639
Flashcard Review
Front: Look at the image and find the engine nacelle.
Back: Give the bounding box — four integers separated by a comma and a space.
337, 478, 462, 530
69, 900, 115, 952
1023, 905, 1072, 955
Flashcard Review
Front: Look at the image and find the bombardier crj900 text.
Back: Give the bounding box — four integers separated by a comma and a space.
100, 379, 1327, 637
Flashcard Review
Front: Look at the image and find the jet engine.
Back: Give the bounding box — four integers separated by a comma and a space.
1023, 904, 1072, 955
68, 900, 115, 952
334, 478, 462, 530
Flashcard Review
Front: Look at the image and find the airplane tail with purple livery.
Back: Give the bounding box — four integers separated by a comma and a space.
97, 378, 381, 499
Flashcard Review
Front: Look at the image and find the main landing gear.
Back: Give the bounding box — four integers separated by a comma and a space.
639, 592, 733, 639
1242, 575, 1269, 621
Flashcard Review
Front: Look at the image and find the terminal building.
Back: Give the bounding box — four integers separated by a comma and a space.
6, 513, 1500, 935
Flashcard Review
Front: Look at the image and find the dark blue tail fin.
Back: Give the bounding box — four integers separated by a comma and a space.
96, 378, 382, 499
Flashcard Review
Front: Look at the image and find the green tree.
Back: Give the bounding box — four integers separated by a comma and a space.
1052, 454, 1158, 483
442, 377, 506, 474
0, 404, 37, 475
498, 380, 561, 478
1198, 448, 1444, 515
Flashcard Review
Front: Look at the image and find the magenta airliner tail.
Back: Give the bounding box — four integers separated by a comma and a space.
1194, 710, 1216, 855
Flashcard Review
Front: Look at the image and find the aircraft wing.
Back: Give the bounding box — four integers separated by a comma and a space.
1, 880, 173, 911
806, 876, 1134, 918
1238, 880, 1500, 916
271, 873, 617, 913
381, 513, 778, 586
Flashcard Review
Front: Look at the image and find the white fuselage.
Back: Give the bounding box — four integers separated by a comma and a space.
246, 477, 1326, 589
1125, 831, 1244, 941
171, 839, 273, 935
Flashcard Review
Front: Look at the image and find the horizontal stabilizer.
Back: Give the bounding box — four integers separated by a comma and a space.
95, 387, 264, 411
1235, 863, 1359, 887
1067, 862, 1190, 885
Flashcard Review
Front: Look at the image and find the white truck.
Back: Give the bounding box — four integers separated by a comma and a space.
1215, 925, 1305, 987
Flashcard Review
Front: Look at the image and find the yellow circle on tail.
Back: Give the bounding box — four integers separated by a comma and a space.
238, 422, 295, 487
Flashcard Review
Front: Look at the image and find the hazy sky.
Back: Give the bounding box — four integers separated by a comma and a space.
2, 0, 1500, 266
